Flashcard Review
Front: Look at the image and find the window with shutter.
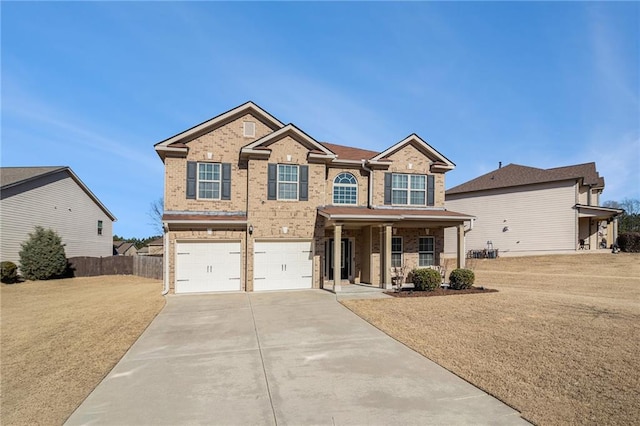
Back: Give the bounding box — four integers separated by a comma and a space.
388, 173, 435, 206
299, 165, 309, 201
187, 162, 231, 200
221, 163, 232, 200
277, 164, 298, 200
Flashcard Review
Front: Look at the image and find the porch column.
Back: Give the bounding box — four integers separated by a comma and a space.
382, 224, 393, 289
613, 217, 619, 245
333, 223, 342, 293
457, 223, 466, 269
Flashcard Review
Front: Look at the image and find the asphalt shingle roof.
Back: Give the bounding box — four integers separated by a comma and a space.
447, 162, 604, 195
0, 166, 66, 188
319, 142, 379, 161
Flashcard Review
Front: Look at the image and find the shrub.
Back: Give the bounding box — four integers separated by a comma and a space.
1, 261, 18, 283
449, 268, 475, 290
19, 226, 67, 281
617, 232, 640, 253
411, 268, 442, 291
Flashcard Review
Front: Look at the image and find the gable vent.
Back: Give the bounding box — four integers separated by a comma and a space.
243, 121, 256, 137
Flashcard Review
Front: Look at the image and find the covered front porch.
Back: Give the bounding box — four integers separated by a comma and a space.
317, 207, 474, 292
575, 204, 623, 250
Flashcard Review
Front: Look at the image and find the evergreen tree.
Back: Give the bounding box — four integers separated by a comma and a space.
19, 226, 68, 280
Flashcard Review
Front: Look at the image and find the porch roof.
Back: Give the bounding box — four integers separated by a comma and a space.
317, 206, 474, 222
574, 204, 623, 219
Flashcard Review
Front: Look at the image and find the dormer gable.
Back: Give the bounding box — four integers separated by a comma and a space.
240, 124, 336, 162
154, 101, 285, 160
370, 134, 455, 172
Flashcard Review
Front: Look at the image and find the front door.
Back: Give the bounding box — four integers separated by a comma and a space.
327, 238, 351, 280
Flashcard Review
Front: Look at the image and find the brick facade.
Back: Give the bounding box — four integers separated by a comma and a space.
155, 102, 469, 293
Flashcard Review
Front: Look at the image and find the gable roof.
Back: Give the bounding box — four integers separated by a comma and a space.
447, 162, 604, 195
370, 134, 455, 170
114, 241, 136, 255
1, 166, 116, 221
240, 124, 335, 159
153, 101, 458, 171
154, 101, 285, 159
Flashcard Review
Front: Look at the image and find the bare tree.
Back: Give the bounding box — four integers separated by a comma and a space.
619, 198, 640, 215
148, 197, 164, 235
603, 198, 640, 233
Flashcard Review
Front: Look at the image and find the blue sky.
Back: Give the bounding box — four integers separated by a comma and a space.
2, 2, 638, 238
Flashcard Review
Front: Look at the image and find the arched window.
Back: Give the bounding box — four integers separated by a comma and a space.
333, 172, 358, 205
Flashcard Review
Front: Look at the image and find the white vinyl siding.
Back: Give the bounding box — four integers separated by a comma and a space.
444, 180, 577, 256
0, 173, 113, 266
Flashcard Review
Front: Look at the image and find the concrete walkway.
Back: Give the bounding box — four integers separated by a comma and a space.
66, 290, 527, 425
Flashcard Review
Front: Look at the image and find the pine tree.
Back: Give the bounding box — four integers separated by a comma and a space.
19, 226, 68, 280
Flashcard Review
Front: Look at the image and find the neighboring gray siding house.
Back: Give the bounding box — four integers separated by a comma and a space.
0, 167, 116, 266
443, 162, 623, 257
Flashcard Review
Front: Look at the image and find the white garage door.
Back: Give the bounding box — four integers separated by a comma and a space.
175, 241, 241, 293
254, 241, 313, 291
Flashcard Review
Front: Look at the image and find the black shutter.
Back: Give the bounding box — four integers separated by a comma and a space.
299, 165, 309, 201
186, 161, 197, 199
427, 175, 435, 206
384, 173, 392, 205
267, 163, 277, 200
221, 163, 231, 200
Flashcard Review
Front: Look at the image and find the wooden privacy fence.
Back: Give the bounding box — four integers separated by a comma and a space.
68, 256, 163, 280
133, 256, 163, 280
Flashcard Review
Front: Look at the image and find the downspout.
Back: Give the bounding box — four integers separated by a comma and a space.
162, 222, 170, 295
361, 160, 373, 208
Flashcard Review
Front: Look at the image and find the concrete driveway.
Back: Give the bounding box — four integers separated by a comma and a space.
66, 290, 526, 425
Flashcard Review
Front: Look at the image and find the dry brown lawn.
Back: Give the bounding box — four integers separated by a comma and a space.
1, 276, 165, 426
343, 253, 640, 425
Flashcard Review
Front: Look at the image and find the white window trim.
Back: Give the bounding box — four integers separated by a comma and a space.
97, 220, 103, 236
277, 164, 299, 201
391, 236, 403, 268
418, 236, 435, 267
333, 172, 358, 205
391, 173, 427, 206
197, 162, 222, 200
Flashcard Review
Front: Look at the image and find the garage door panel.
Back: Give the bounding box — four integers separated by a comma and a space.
176, 242, 241, 293
254, 241, 313, 291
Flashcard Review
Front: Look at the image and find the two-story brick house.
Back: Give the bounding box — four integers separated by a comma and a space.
155, 102, 473, 294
